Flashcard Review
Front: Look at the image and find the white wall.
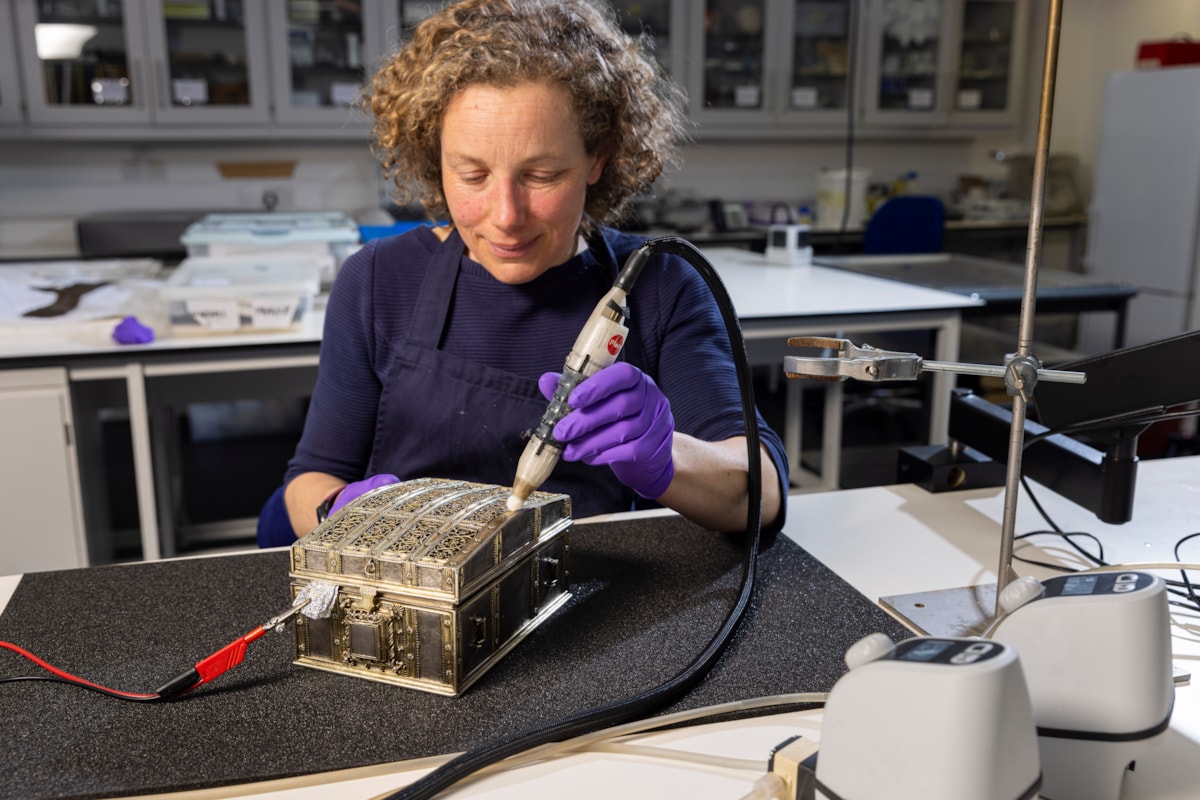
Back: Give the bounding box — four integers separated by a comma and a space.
2, 0, 1198, 257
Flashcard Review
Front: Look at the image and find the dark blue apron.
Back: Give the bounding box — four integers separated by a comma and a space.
366, 229, 634, 519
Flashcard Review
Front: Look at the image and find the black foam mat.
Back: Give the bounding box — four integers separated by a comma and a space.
0, 516, 908, 799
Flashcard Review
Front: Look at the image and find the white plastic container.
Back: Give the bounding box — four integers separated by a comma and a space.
815, 168, 871, 231
163, 257, 321, 337
180, 212, 360, 289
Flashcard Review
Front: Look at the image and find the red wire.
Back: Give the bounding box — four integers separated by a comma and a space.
0, 640, 159, 700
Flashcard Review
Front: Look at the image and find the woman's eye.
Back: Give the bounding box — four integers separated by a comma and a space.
527, 172, 558, 184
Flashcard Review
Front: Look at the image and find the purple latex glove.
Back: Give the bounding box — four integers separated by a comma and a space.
329, 473, 400, 516
538, 362, 675, 499
112, 315, 154, 344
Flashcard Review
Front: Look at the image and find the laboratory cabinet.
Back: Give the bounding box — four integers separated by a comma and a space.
859, 0, 1030, 130
689, 0, 1030, 138
2, 0, 1031, 141
0, 368, 87, 574
7, 0, 397, 138
688, 0, 857, 135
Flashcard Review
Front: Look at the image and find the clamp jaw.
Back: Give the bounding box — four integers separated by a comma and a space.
783, 337, 922, 382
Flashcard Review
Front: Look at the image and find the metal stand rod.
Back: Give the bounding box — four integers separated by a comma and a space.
996, 0, 1064, 612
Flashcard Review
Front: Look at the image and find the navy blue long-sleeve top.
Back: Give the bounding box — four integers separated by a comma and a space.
286, 225, 789, 530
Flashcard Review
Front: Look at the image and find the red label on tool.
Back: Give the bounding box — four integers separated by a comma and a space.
607, 334, 624, 356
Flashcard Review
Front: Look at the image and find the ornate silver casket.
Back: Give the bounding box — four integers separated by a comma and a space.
289, 477, 571, 696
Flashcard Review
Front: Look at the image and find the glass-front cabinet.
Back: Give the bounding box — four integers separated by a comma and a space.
380, 1, 687, 80
267, 0, 375, 126
11, 0, 390, 133
14, 0, 153, 125
5, 0, 1029, 137
861, 0, 1028, 129
782, 0, 855, 126
14, 0, 270, 126
143, 0, 271, 125
949, 0, 1028, 127
688, 0, 855, 134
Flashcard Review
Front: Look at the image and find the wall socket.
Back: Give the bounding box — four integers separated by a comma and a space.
237, 184, 294, 211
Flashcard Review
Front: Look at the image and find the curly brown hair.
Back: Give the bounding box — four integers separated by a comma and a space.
365, 0, 690, 232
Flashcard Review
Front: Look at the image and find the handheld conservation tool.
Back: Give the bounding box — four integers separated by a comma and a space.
506, 245, 652, 511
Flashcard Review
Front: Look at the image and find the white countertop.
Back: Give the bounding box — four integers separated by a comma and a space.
701, 247, 981, 319
0, 249, 979, 364
0, 305, 325, 362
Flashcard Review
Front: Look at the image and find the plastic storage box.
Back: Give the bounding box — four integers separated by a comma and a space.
180, 212, 360, 289
163, 257, 321, 337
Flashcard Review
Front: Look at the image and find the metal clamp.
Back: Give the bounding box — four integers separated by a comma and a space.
783, 337, 1087, 386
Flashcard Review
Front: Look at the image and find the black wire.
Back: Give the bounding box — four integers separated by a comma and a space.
380, 237, 765, 800
0, 675, 164, 702
1174, 532, 1200, 606
1013, 404, 1200, 561
1013, 529, 1106, 567
1010, 405, 1200, 613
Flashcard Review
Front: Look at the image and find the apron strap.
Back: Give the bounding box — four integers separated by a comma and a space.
406, 228, 465, 347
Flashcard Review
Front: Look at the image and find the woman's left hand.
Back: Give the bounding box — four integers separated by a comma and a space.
538, 363, 675, 499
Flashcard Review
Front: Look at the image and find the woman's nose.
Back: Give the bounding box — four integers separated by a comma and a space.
492, 180, 525, 229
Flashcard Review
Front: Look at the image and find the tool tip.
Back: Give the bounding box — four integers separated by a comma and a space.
505, 493, 524, 512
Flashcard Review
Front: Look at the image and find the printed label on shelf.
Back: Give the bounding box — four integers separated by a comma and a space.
330, 82, 361, 107
91, 78, 129, 106
956, 89, 983, 110
172, 79, 209, 106
907, 88, 934, 109
735, 84, 760, 108
792, 87, 819, 109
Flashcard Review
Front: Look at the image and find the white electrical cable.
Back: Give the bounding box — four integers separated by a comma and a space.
1080, 562, 1200, 573
738, 771, 787, 800
386, 691, 829, 798
586, 741, 766, 774
493, 691, 829, 775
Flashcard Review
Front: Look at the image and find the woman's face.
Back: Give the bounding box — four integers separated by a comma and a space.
440, 81, 606, 284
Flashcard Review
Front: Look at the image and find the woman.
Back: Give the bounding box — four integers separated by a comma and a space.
260, 0, 787, 545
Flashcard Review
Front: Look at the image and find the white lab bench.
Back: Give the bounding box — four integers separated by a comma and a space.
700, 247, 979, 489
1, 457, 1195, 799
0, 309, 324, 570
0, 249, 976, 572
